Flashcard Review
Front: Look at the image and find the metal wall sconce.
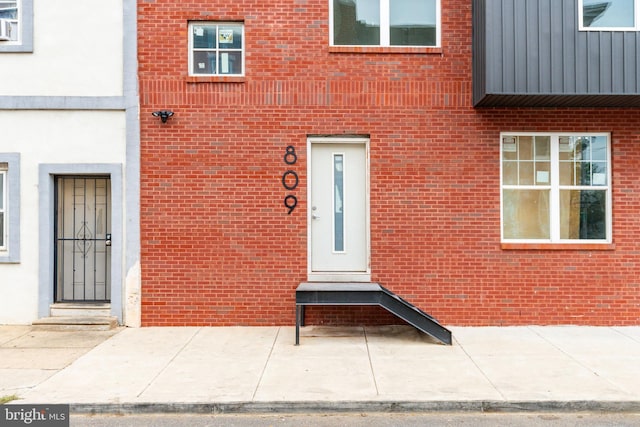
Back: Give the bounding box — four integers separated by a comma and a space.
152, 110, 174, 123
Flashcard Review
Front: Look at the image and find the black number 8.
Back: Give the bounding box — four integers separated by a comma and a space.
284, 146, 297, 165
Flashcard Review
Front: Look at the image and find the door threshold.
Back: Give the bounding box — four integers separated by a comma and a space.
308, 273, 371, 282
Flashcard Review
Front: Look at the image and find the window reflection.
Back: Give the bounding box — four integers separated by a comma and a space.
583, 0, 634, 28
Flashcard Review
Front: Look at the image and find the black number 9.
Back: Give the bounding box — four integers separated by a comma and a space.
284, 195, 297, 215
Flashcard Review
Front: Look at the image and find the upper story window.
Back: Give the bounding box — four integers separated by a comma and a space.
0, 1, 18, 41
189, 22, 244, 76
0, 0, 32, 52
331, 0, 440, 47
580, 0, 640, 30
501, 133, 611, 244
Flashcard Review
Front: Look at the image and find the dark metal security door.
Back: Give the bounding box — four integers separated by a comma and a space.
54, 176, 111, 302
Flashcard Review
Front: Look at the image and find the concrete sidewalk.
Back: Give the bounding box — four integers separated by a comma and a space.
1, 325, 640, 413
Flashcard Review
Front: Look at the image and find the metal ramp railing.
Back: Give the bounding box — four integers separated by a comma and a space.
295, 282, 452, 345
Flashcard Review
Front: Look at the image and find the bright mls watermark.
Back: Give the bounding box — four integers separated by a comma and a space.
1, 405, 69, 427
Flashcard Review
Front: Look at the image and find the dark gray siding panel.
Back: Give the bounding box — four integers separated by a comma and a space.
472, 0, 487, 105
473, 0, 640, 107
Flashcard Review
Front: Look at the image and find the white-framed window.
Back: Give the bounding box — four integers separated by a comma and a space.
0, 163, 6, 250
0, 0, 32, 52
188, 22, 244, 76
0, 0, 18, 41
501, 133, 612, 244
579, 0, 640, 30
330, 0, 440, 47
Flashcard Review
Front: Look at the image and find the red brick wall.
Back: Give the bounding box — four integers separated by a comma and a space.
138, 0, 640, 326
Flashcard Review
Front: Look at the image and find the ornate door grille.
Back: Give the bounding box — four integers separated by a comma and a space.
54, 176, 111, 302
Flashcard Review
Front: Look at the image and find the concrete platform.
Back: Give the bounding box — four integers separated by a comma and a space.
1, 325, 640, 413
31, 316, 119, 331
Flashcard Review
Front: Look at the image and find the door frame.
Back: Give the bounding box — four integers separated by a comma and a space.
38, 164, 123, 321
307, 136, 371, 282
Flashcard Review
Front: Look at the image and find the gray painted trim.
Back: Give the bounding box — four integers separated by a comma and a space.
38, 164, 124, 323
0, 153, 20, 263
123, 0, 140, 289
0, 0, 33, 53
0, 96, 127, 110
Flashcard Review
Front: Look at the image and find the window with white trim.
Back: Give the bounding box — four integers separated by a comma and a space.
331, 0, 440, 47
0, 163, 6, 250
189, 22, 244, 76
501, 133, 611, 243
0, 0, 32, 52
0, 1, 17, 41
0, 154, 19, 262
580, 0, 640, 30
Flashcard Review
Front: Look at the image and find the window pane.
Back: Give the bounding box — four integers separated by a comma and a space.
590, 135, 607, 160
583, 0, 634, 28
502, 136, 517, 160
519, 161, 534, 185
334, 154, 344, 252
576, 162, 591, 185
502, 161, 517, 185
218, 51, 242, 74
0, 212, 4, 247
592, 162, 607, 185
559, 161, 575, 185
333, 0, 380, 45
193, 25, 217, 49
218, 25, 242, 49
560, 190, 606, 239
390, 0, 437, 46
534, 136, 550, 160
0, 1, 17, 20
518, 136, 533, 160
535, 162, 550, 185
559, 136, 574, 161
192, 51, 216, 75
503, 189, 550, 239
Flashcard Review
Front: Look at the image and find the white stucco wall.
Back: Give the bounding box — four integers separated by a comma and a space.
0, 0, 123, 96
0, 110, 126, 324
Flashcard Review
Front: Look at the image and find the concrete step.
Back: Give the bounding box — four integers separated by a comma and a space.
32, 316, 119, 331
50, 303, 111, 318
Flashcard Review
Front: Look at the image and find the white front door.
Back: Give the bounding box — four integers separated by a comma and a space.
309, 139, 369, 280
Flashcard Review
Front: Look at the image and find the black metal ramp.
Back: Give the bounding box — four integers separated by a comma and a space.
295, 282, 452, 345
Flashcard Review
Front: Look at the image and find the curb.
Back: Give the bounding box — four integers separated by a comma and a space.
71, 400, 640, 415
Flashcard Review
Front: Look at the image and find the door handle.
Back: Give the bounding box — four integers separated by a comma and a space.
312, 214, 320, 220
105, 233, 112, 247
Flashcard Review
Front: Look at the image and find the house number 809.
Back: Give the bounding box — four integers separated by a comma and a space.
283, 146, 298, 215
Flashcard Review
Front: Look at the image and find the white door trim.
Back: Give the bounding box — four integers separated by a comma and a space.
307, 136, 371, 282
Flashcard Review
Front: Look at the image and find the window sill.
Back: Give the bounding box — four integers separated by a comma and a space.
185, 76, 245, 83
501, 243, 615, 251
328, 46, 442, 54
